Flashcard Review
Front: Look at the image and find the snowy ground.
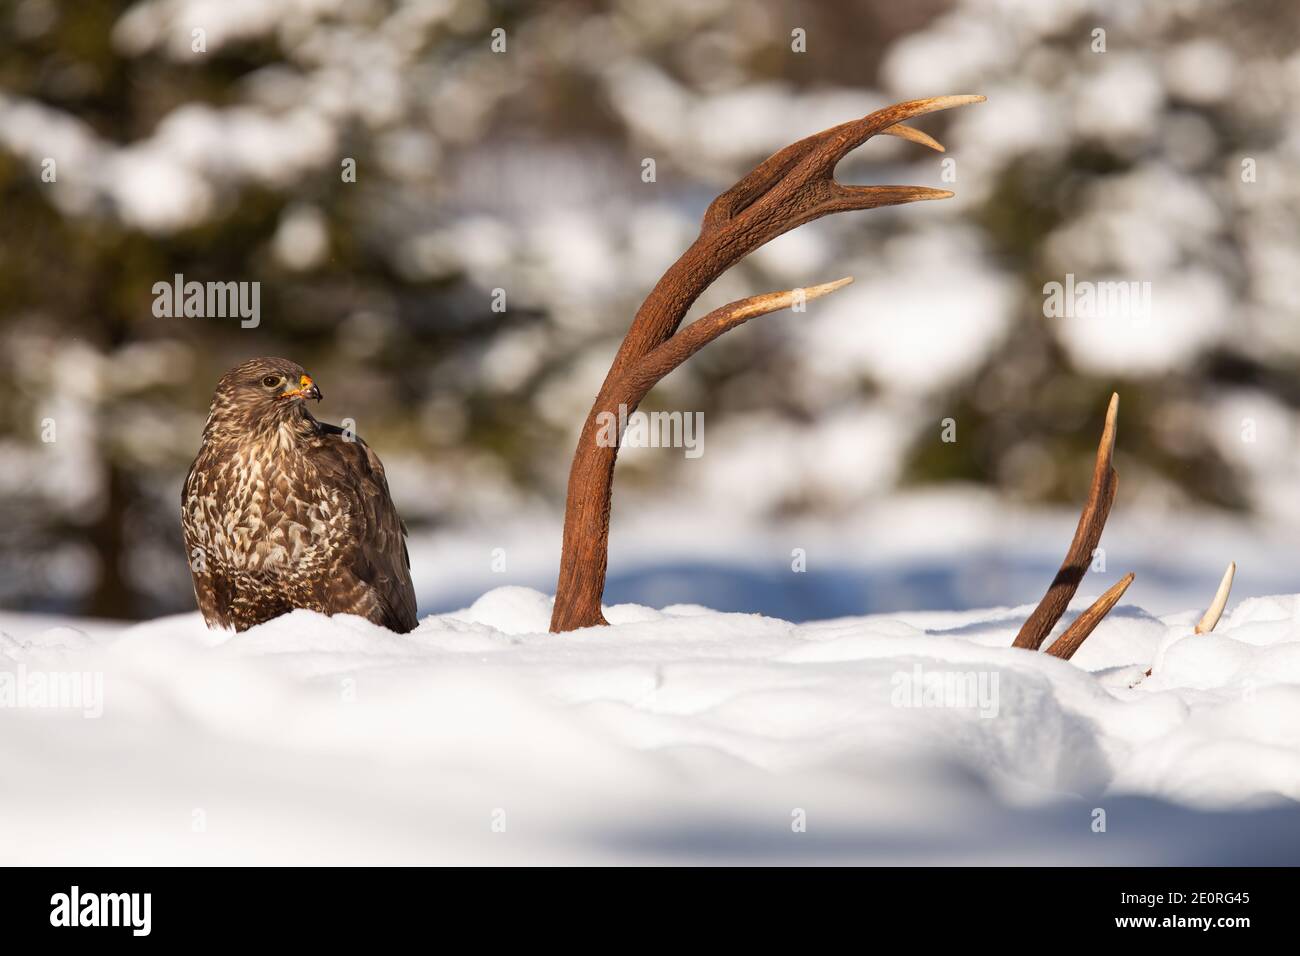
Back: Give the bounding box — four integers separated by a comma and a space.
4, 578, 1300, 865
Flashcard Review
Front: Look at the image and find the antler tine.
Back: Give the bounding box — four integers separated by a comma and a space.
619, 278, 854, 403
827, 182, 955, 211
817, 94, 986, 169
1097, 390, 1119, 473
703, 94, 984, 232
1013, 393, 1121, 651
882, 123, 947, 152
1045, 573, 1136, 661
1195, 561, 1236, 634
1137, 561, 1235, 684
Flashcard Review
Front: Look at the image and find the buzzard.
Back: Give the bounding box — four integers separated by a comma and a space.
181, 357, 418, 633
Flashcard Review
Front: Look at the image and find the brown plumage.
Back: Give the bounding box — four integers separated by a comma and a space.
181, 357, 418, 633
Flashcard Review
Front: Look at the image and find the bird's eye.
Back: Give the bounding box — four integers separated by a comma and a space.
262, 375, 281, 388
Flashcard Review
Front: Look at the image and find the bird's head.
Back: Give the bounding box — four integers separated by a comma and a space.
204, 357, 323, 440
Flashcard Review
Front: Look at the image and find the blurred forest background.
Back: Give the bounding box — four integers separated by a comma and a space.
2, 0, 1299, 621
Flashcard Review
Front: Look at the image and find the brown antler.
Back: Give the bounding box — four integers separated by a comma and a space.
549, 95, 986, 632
1013, 393, 1134, 655
1044, 572, 1135, 660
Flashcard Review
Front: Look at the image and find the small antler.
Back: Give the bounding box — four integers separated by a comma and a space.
550, 95, 986, 632
1194, 561, 1236, 634
1045, 572, 1135, 661
1136, 560, 1237, 685
1012, 393, 1124, 651
1011, 393, 1138, 661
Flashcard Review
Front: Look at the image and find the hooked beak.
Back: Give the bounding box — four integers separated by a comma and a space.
281, 373, 322, 402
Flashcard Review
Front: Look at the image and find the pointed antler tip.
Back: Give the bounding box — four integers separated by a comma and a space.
1194, 561, 1237, 634
1106, 572, 1137, 600
1105, 392, 1120, 421
882, 123, 947, 152
805, 276, 855, 298
920, 93, 987, 109
1042, 570, 1136, 660
1101, 393, 1120, 457
856, 94, 987, 138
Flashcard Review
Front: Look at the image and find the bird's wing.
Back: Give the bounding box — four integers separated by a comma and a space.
180, 450, 230, 628
311, 423, 419, 632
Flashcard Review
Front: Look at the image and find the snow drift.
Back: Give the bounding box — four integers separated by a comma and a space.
2, 586, 1300, 864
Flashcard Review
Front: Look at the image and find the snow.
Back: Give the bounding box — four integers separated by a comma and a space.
4, 583, 1300, 864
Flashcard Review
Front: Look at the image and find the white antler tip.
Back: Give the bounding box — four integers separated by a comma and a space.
1097, 393, 1119, 460
802, 276, 855, 300
1194, 561, 1236, 634
922, 94, 987, 109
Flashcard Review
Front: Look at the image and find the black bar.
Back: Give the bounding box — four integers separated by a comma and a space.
3, 867, 1289, 943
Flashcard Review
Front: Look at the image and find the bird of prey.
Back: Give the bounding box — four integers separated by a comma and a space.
181, 357, 418, 633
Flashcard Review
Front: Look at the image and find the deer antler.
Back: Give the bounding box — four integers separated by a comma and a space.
1011, 394, 1129, 652
1135, 560, 1237, 685
1044, 572, 1135, 661
618, 278, 854, 403
1195, 561, 1236, 634
549, 95, 986, 632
